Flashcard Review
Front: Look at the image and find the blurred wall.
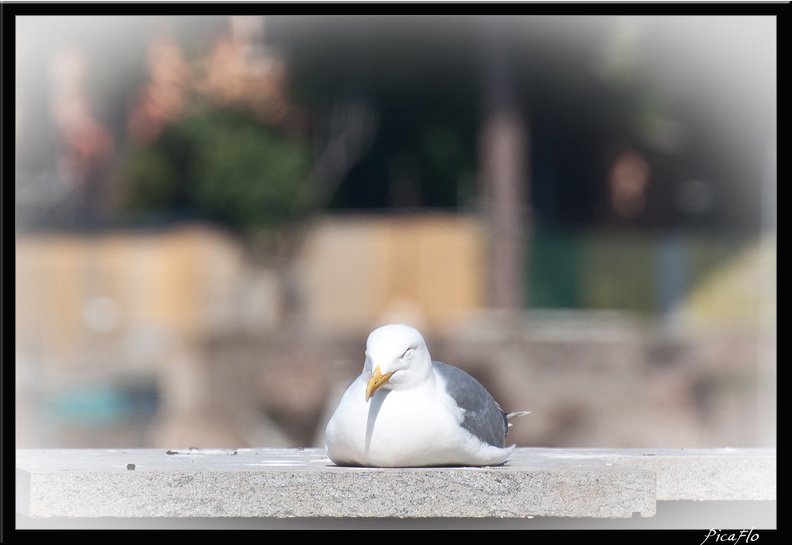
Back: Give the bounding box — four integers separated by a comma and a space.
15, 225, 254, 370
300, 214, 487, 335
14, 216, 488, 448
15, 215, 487, 357
16, 218, 774, 450
16, 219, 774, 366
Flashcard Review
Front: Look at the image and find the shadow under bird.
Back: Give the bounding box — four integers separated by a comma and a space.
325, 324, 529, 467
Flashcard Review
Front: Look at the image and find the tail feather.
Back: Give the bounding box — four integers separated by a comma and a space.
505, 410, 530, 429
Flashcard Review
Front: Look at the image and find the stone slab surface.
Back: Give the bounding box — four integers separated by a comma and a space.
15, 447, 774, 519
514, 448, 776, 501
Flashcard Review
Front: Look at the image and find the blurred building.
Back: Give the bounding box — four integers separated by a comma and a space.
15, 15, 776, 450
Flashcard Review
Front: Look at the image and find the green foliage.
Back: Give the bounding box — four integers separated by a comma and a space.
122, 147, 179, 212
122, 107, 315, 231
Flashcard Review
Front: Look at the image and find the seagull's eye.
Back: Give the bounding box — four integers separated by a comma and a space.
401, 347, 414, 359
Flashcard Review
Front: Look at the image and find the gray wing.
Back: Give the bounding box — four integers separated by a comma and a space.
433, 361, 508, 448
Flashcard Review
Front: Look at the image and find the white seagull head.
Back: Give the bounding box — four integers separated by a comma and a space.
363, 324, 433, 401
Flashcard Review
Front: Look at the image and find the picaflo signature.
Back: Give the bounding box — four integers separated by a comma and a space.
700, 528, 759, 545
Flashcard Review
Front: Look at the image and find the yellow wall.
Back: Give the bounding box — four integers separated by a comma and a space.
300, 214, 487, 334
15, 215, 489, 368
683, 236, 776, 332
15, 226, 247, 369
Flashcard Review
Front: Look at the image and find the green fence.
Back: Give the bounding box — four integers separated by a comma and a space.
527, 228, 761, 317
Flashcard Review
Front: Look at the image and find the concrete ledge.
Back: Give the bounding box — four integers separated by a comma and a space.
15, 447, 774, 519
513, 448, 776, 502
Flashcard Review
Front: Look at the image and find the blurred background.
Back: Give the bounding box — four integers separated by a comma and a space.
15, 15, 776, 451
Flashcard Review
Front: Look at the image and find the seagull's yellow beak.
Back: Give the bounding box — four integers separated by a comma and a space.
365, 366, 394, 401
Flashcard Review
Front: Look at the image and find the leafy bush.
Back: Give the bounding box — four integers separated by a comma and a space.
123, 107, 315, 231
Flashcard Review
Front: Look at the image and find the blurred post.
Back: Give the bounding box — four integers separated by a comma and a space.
479, 18, 529, 313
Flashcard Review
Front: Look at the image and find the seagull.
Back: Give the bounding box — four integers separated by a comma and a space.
325, 324, 528, 467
